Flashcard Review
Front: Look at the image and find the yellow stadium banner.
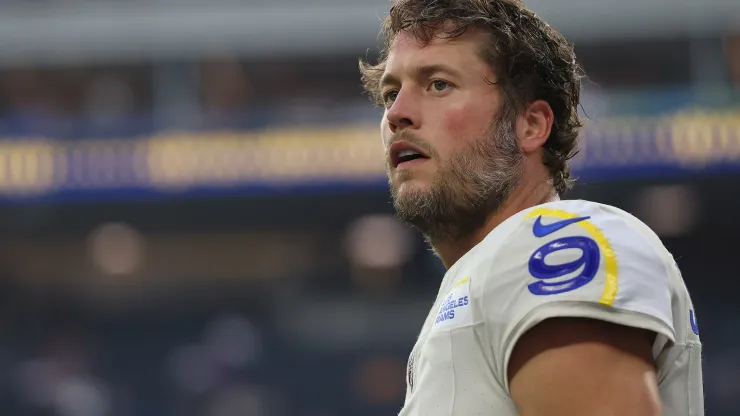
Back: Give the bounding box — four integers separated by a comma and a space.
0, 110, 737, 200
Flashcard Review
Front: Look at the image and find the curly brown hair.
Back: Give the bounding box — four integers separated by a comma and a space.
359, 0, 583, 195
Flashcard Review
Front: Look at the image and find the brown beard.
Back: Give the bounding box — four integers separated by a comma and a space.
388, 116, 525, 246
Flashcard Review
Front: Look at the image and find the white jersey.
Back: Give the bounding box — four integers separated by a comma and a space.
400, 199, 703, 416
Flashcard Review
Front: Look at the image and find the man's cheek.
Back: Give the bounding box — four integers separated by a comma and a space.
442, 105, 479, 144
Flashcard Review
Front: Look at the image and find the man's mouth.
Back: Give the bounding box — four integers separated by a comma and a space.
397, 149, 427, 164
390, 141, 431, 167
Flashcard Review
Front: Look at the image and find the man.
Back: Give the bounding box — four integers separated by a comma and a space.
359, 1, 704, 415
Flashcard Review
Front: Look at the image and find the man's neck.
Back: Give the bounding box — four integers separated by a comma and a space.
432, 175, 558, 269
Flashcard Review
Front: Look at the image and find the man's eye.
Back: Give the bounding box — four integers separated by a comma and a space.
431, 80, 449, 92
383, 90, 398, 104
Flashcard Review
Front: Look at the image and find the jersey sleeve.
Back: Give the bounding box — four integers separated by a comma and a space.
481, 201, 677, 393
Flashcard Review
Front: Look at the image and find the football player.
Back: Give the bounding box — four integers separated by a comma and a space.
359, 1, 704, 415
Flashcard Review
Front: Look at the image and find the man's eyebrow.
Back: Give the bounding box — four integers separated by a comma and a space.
380, 64, 463, 88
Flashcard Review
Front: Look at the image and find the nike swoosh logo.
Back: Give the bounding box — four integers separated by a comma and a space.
532, 215, 591, 237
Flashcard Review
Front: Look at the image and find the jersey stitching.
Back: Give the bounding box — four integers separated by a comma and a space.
448, 324, 457, 415
672, 346, 692, 412
478, 222, 524, 393
686, 343, 702, 414
408, 292, 447, 394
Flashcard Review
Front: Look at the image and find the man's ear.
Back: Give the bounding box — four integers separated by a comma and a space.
515, 100, 554, 153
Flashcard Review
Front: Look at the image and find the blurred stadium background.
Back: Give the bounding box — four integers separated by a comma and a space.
0, 0, 737, 415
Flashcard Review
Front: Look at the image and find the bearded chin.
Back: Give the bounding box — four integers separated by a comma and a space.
389, 123, 524, 246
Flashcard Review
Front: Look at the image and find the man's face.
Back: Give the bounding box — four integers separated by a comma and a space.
379, 26, 525, 242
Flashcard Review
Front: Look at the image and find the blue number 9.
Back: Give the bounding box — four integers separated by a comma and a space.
528, 236, 600, 296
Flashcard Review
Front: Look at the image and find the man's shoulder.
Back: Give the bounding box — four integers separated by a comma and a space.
467, 198, 676, 300
472, 199, 679, 358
